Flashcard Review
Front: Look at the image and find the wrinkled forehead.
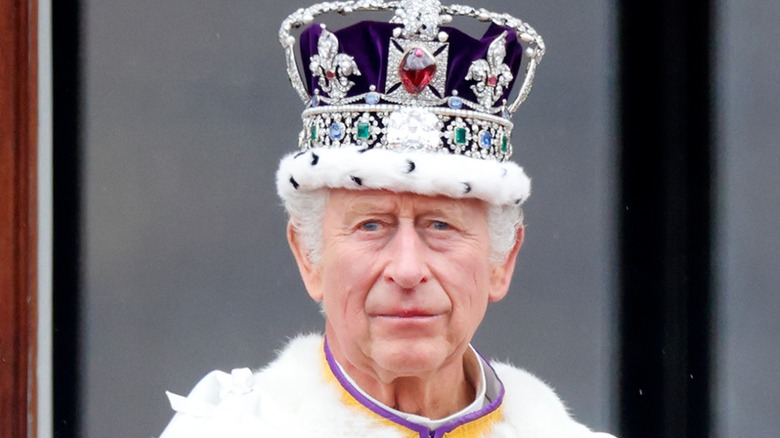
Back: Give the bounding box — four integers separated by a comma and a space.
324, 188, 489, 218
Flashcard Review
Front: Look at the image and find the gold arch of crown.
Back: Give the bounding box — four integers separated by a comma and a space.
279, 0, 545, 161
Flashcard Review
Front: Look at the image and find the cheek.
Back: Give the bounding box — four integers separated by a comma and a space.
437, 248, 492, 288
320, 249, 381, 314
432, 250, 493, 320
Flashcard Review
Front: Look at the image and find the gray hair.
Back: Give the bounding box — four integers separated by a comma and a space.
284, 189, 523, 265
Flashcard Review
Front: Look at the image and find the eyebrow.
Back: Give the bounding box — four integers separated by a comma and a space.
345, 201, 471, 223
338, 199, 396, 226
344, 199, 396, 215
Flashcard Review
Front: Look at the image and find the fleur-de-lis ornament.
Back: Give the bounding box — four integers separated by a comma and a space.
309, 27, 361, 101
466, 31, 513, 109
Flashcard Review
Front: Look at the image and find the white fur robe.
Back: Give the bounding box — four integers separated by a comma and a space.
160, 334, 616, 438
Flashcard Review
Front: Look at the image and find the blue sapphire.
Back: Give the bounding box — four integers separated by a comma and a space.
448, 96, 463, 110
310, 95, 320, 108
479, 131, 493, 149
329, 123, 345, 141
365, 92, 380, 105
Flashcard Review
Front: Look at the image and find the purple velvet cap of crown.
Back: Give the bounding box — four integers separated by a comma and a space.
300, 21, 524, 105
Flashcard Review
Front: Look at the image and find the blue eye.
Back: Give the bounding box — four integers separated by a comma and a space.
431, 221, 450, 231
361, 221, 380, 232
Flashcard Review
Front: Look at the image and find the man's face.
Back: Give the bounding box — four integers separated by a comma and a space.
289, 189, 521, 382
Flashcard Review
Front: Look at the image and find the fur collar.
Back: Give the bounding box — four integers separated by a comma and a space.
162, 334, 615, 438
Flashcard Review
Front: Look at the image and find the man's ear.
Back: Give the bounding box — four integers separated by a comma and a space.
287, 221, 323, 302
488, 225, 524, 302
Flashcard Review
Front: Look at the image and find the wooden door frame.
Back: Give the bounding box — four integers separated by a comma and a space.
0, 0, 39, 437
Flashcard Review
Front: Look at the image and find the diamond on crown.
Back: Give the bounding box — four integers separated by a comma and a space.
393, 0, 446, 41
387, 107, 442, 151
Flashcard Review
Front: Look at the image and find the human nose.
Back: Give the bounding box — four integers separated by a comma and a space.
383, 223, 430, 289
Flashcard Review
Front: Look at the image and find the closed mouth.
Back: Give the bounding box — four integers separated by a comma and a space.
373, 309, 440, 318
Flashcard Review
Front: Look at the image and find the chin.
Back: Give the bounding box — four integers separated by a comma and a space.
369, 338, 450, 377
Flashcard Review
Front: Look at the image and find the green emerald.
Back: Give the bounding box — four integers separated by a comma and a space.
501, 135, 508, 152
357, 122, 370, 140
310, 125, 317, 141
455, 127, 467, 145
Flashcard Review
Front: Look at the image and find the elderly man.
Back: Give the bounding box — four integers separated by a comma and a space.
161, 1, 616, 437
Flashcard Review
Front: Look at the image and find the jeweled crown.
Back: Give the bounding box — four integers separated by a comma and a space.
279, 0, 545, 162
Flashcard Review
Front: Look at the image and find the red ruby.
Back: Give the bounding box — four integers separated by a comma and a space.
487, 76, 498, 87
399, 47, 437, 95
326, 70, 335, 79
